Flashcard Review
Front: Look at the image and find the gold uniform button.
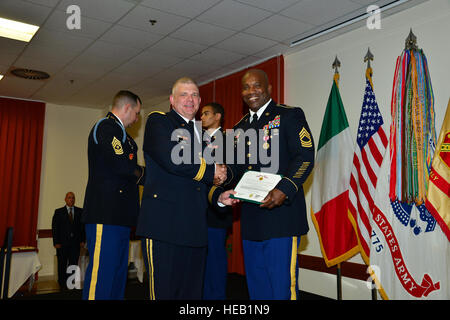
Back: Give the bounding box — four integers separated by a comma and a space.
247, 153, 251, 158
119, 190, 123, 193
153, 194, 158, 198
248, 165, 252, 170
247, 141, 251, 146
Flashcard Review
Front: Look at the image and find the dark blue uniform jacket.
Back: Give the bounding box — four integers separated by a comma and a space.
136, 109, 225, 247
82, 112, 144, 227
230, 101, 315, 241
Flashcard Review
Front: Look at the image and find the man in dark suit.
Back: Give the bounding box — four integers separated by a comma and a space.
136, 77, 237, 300
229, 69, 315, 299
200, 102, 233, 300
52, 191, 85, 290
82, 90, 145, 300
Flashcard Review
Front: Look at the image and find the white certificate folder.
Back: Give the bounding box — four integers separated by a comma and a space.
230, 170, 282, 204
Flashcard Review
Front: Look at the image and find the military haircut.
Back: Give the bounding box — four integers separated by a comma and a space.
205, 102, 224, 126
242, 68, 269, 86
171, 77, 198, 95
112, 90, 142, 109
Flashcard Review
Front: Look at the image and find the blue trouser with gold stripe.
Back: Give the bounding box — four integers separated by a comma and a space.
141, 238, 206, 300
203, 227, 228, 300
82, 224, 130, 300
243, 236, 300, 300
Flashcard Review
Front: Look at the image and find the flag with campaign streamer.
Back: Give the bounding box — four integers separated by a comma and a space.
369, 48, 450, 299
311, 75, 359, 267
425, 98, 450, 242
348, 68, 388, 265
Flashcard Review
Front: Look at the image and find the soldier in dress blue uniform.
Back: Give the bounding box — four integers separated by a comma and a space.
229, 69, 315, 299
136, 77, 237, 300
82, 90, 145, 300
200, 102, 233, 300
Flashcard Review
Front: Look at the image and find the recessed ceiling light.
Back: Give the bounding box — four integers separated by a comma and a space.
0, 17, 39, 42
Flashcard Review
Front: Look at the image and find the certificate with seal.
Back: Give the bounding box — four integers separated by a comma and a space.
230, 170, 282, 204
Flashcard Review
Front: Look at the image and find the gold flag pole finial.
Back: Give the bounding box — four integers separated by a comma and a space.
364, 48, 374, 87
405, 28, 418, 51
332, 55, 341, 86
332, 55, 341, 74
364, 47, 374, 69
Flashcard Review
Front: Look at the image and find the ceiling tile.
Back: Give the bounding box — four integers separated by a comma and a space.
234, 0, 301, 13
128, 79, 170, 99
252, 43, 291, 59
214, 32, 278, 55
212, 55, 264, 77
28, 28, 94, 53
118, 5, 190, 35
0, 64, 10, 74
63, 53, 122, 77
14, 54, 69, 74
113, 61, 164, 80
144, 68, 187, 88
0, 0, 53, 26
189, 47, 246, 67
57, 0, 136, 23
18, 40, 83, 67
43, 9, 112, 39
23, 0, 60, 8
32, 72, 92, 100
140, 0, 221, 18
82, 40, 141, 61
196, 0, 272, 31
280, 0, 363, 26
129, 49, 183, 69
0, 37, 28, 56
0, 76, 45, 98
170, 20, 235, 46
113, 60, 162, 79
244, 14, 313, 42
167, 59, 221, 78
147, 37, 207, 59
0, 53, 22, 69
99, 25, 163, 49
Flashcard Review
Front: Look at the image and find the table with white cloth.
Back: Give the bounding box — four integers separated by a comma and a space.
7, 249, 41, 298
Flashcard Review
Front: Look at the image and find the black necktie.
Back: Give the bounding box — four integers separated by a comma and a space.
68, 207, 73, 223
250, 114, 258, 129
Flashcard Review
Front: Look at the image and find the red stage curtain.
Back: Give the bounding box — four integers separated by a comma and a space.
198, 56, 285, 274
0, 97, 45, 247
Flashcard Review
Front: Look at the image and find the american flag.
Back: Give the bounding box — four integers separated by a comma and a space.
348, 77, 388, 264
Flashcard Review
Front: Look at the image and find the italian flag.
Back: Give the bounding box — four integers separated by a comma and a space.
311, 78, 359, 267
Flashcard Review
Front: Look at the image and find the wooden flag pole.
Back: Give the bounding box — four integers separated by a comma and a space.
331, 56, 343, 301
336, 263, 342, 300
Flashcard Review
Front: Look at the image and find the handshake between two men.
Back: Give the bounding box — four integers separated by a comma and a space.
212, 164, 286, 209
213, 164, 238, 207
